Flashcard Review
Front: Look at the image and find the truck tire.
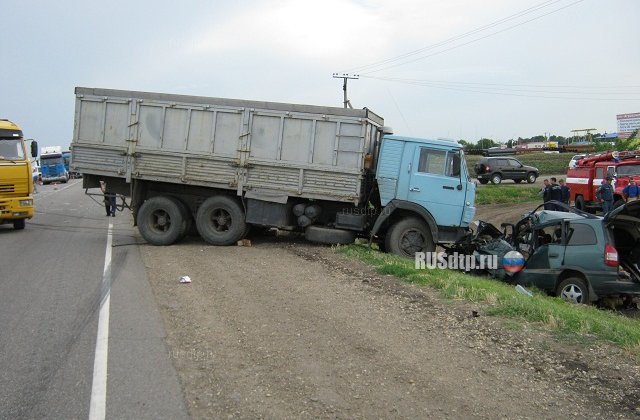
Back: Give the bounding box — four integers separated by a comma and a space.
305, 225, 356, 245
13, 219, 26, 230
171, 197, 193, 241
526, 172, 537, 184
385, 217, 434, 258
556, 277, 589, 304
196, 195, 246, 246
137, 196, 186, 246
574, 195, 585, 211
490, 173, 502, 184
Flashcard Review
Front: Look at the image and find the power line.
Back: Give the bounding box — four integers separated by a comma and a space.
364, 76, 640, 101
345, 0, 563, 73
345, 0, 585, 75
361, 76, 640, 95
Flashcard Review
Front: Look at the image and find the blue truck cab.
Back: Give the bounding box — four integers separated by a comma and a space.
40, 153, 69, 184
370, 135, 476, 257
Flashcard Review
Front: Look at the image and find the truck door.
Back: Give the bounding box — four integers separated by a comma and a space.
404, 145, 465, 227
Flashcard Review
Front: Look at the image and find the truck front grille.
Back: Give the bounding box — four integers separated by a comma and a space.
0, 184, 15, 193
0, 179, 28, 196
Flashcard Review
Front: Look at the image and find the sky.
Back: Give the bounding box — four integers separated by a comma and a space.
3, 0, 639, 150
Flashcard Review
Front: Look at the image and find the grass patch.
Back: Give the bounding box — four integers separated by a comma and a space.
475, 185, 541, 205
465, 152, 570, 176
338, 244, 640, 356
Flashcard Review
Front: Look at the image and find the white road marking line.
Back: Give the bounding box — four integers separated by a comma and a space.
89, 222, 113, 420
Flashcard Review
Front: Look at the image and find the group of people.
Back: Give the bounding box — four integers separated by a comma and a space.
540, 177, 570, 210
596, 176, 640, 215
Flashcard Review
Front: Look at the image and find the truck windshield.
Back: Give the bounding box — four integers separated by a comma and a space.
42, 155, 63, 165
0, 139, 25, 160
616, 165, 640, 176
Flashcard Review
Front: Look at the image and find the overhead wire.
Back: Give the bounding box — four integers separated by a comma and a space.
344, 0, 585, 75
345, 0, 564, 74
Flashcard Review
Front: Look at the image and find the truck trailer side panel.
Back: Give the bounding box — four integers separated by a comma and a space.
71, 87, 383, 204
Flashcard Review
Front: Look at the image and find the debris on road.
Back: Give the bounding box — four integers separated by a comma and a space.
179, 275, 192, 284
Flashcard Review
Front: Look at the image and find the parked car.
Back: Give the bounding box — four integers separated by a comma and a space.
474, 156, 539, 184
568, 154, 586, 169
465, 201, 640, 304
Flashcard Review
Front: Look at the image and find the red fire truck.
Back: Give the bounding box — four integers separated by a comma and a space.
567, 150, 640, 213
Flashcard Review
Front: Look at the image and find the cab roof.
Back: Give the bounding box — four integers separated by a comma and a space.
0, 119, 23, 138
383, 135, 462, 149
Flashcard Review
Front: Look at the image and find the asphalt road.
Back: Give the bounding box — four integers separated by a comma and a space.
0, 180, 188, 419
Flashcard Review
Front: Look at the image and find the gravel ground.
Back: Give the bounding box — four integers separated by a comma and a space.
141, 218, 640, 419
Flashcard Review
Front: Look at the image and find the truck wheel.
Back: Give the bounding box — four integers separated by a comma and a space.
196, 195, 246, 246
385, 217, 434, 258
171, 197, 193, 241
305, 225, 356, 245
13, 219, 26, 230
556, 277, 589, 304
137, 196, 186, 245
574, 195, 585, 211
491, 173, 502, 184
526, 172, 537, 184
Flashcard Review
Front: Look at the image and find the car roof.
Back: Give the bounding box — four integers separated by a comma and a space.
534, 209, 597, 224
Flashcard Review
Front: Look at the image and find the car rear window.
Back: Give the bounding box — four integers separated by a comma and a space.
566, 223, 597, 246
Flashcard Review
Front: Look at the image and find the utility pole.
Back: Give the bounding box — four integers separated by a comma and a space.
332, 73, 359, 109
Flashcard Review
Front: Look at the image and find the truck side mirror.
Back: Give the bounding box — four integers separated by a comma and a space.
30, 141, 38, 158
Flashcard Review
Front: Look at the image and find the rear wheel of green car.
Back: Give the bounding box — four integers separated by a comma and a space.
527, 172, 537, 184
556, 277, 589, 304
491, 173, 502, 184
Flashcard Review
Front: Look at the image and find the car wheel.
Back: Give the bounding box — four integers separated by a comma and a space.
385, 217, 435, 258
478, 179, 488, 185
196, 195, 246, 246
556, 277, 589, 304
490, 173, 502, 184
526, 172, 537, 184
13, 219, 26, 230
574, 195, 585, 211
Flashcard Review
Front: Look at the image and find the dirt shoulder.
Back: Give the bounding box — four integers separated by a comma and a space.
142, 226, 640, 419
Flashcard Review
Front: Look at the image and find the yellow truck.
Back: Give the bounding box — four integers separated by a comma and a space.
0, 119, 38, 229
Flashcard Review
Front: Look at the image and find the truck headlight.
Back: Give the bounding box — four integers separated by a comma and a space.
20, 199, 33, 207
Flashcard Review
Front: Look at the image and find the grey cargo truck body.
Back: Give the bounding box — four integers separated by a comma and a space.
72, 87, 381, 204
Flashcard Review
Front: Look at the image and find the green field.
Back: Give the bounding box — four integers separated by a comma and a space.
475, 185, 541, 205
465, 152, 570, 176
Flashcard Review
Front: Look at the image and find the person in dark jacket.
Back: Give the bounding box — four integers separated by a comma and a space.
623, 177, 640, 202
559, 178, 570, 210
540, 179, 552, 209
548, 177, 563, 210
596, 176, 615, 215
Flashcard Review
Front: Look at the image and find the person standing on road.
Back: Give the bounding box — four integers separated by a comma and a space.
623, 177, 640, 202
549, 177, 563, 210
100, 180, 116, 217
540, 179, 551, 209
559, 178, 570, 210
596, 176, 615, 215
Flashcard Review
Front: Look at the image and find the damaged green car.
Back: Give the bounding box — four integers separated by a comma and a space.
454, 200, 640, 304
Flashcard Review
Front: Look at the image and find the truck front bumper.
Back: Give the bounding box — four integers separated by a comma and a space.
0, 197, 34, 221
